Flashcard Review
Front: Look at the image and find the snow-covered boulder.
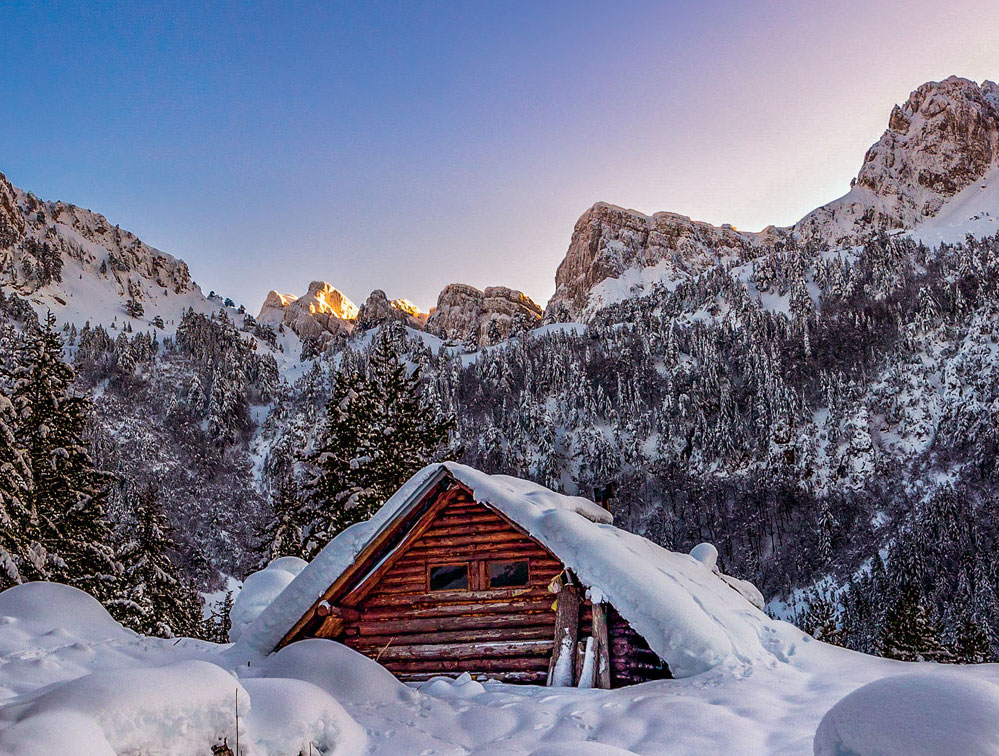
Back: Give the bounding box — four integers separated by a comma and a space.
814, 672, 999, 756
229, 557, 307, 642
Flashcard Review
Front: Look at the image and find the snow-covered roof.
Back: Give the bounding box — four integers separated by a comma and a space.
233, 462, 771, 678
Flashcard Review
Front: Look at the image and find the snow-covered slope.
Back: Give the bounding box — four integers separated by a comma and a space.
0, 172, 226, 335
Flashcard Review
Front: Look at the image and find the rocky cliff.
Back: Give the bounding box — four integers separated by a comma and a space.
426, 283, 542, 345
355, 289, 428, 330
546, 76, 999, 321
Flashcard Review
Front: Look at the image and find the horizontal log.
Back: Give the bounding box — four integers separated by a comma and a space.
399, 546, 556, 562
362, 586, 550, 608
360, 599, 555, 619
398, 670, 546, 683
316, 603, 360, 620
372, 639, 553, 662
355, 612, 556, 636
382, 657, 551, 673
350, 625, 554, 648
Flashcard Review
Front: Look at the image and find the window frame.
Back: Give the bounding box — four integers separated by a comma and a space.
486, 558, 531, 589
426, 562, 471, 592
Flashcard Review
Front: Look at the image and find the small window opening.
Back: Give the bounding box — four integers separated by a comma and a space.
488, 559, 529, 588
429, 563, 469, 591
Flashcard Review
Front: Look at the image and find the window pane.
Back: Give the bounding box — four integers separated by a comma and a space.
429, 563, 468, 591
488, 560, 529, 588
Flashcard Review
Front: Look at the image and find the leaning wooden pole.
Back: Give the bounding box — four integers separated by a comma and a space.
546, 572, 581, 686
590, 600, 612, 689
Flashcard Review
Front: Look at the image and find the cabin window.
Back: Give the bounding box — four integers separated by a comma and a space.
488, 559, 529, 588
429, 563, 469, 591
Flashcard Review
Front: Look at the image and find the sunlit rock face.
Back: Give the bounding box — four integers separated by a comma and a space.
257, 281, 358, 341
426, 283, 542, 346
355, 288, 428, 330
795, 76, 999, 245
545, 76, 999, 322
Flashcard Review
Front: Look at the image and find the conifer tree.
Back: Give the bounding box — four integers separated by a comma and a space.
116, 484, 203, 638
11, 312, 120, 601
304, 332, 453, 553
0, 391, 39, 588
256, 474, 304, 566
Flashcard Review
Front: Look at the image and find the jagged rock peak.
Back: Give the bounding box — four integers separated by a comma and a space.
0, 171, 25, 245
0, 171, 197, 302
795, 76, 999, 245
257, 281, 358, 342
426, 283, 542, 346
355, 289, 428, 330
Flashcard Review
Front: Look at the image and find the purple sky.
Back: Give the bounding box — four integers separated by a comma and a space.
2, 0, 998, 311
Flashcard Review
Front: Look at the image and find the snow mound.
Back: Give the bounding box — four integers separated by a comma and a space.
240, 677, 367, 755
0, 710, 115, 756
814, 672, 999, 756
238, 463, 771, 679
229, 557, 307, 642
0, 660, 243, 756
263, 638, 416, 706
0, 582, 122, 640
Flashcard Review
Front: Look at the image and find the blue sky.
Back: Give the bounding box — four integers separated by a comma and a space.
2, 1, 998, 310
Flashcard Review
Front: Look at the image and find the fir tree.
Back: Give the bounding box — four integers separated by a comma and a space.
116, 484, 203, 638
0, 391, 39, 588
11, 312, 120, 601
304, 332, 454, 554
878, 579, 950, 662
256, 474, 304, 566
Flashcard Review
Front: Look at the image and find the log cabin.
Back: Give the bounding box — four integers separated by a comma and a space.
235, 463, 767, 688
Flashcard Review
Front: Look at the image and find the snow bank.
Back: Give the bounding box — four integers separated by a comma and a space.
814, 673, 999, 756
240, 677, 367, 756
263, 638, 416, 706
0, 581, 122, 640
229, 556, 307, 642
237, 462, 771, 678
0, 660, 244, 755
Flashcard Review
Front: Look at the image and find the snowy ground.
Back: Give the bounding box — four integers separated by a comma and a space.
3, 584, 999, 755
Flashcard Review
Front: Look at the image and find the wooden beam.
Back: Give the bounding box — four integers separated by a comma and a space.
546, 576, 581, 686
591, 601, 612, 689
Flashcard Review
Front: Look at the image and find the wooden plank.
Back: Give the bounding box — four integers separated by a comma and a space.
360, 599, 555, 619
546, 579, 580, 686
591, 601, 612, 689
384, 657, 551, 673
356, 612, 555, 636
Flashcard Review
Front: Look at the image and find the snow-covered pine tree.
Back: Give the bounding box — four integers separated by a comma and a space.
116, 484, 203, 638
304, 331, 454, 553
303, 364, 369, 557
0, 390, 39, 588
11, 312, 120, 602
256, 473, 304, 566
355, 330, 455, 511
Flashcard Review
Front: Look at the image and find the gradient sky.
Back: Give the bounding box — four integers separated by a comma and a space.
2, 1, 998, 311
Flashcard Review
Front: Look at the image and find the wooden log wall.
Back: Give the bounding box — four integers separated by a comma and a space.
339, 493, 567, 684
607, 606, 672, 686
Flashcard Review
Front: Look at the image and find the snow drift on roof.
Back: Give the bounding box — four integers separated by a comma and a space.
233, 462, 772, 678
